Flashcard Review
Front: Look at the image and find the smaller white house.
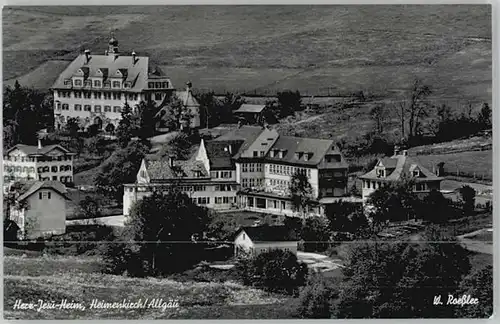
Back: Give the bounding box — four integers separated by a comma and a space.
234, 225, 298, 257
8, 181, 70, 239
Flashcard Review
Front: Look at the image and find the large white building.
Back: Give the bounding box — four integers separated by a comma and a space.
51, 35, 200, 131
3, 140, 76, 189
123, 125, 355, 217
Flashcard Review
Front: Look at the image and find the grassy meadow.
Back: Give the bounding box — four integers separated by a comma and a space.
3, 5, 491, 101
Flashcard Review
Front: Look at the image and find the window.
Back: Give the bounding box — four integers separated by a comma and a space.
162, 82, 168, 88
39, 192, 43, 200
155, 93, 162, 101
215, 197, 222, 204
256, 164, 263, 172
104, 105, 111, 112
413, 170, 420, 177
155, 82, 161, 88
64, 80, 72, 86
51, 166, 58, 172
94, 105, 102, 113
249, 164, 255, 172
104, 93, 112, 100
377, 169, 385, 177
415, 183, 426, 192
62, 103, 69, 110
242, 178, 248, 188
84, 92, 92, 99
94, 80, 101, 88
74, 91, 82, 98
84, 80, 92, 87
148, 82, 154, 89
260, 151, 265, 157
52, 176, 57, 181
84, 105, 91, 112
253, 151, 258, 157
112, 81, 121, 88
124, 82, 131, 88
113, 106, 121, 113
74, 79, 82, 86
221, 171, 231, 178
113, 93, 121, 100
94, 92, 102, 99
242, 164, 248, 173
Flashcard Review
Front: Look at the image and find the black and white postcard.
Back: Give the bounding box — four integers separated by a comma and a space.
2, 4, 494, 320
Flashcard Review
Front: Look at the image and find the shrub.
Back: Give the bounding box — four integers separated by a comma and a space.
235, 249, 308, 295
296, 275, 338, 318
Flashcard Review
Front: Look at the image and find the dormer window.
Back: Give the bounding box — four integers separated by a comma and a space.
74, 79, 82, 87
112, 81, 121, 88
295, 152, 302, 160
270, 150, 275, 158
124, 82, 131, 89
376, 168, 385, 177
278, 150, 285, 158
94, 80, 101, 88
413, 170, 420, 177
303, 153, 311, 161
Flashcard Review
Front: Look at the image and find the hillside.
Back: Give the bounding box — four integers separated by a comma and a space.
3, 5, 491, 101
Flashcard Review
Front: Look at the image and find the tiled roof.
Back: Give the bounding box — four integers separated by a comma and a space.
265, 136, 347, 168
214, 126, 265, 158
52, 53, 149, 91
234, 104, 266, 113
5, 144, 73, 156
146, 158, 209, 181
12, 181, 70, 202
360, 154, 443, 182
237, 225, 298, 242
205, 140, 244, 170
378, 157, 398, 169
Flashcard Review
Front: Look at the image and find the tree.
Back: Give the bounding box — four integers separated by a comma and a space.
366, 179, 419, 223
477, 103, 491, 130
418, 190, 452, 223
235, 249, 308, 295
77, 196, 101, 219
456, 265, 493, 318
115, 101, 137, 148
162, 96, 193, 131
296, 275, 337, 318
158, 132, 193, 160
102, 190, 210, 276
65, 118, 80, 137
196, 91, 222, 128
95, 139, 151, 201
459, 185, 476, 215
301, 216, 331, 252
336, 231, 471, 318
3, 81, 52, 146
277, 90, 302, 118
289, 171, 313, 221
395, 79, 432, 142
137, 100, 157, 139
370, 104, 389, 134
325, 202, 367, 234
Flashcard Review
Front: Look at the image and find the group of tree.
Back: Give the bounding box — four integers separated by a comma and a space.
116, 99, 157, 148
94, 139, 151, 201
101, 190, 211, 276
235, 249, 308, 295
294, 229, 492, 319
196, 92, 245, 128
3, 81, 54, 148
366, 180, 477, 224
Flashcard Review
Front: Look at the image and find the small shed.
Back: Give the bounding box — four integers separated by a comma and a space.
233, 225, 298, 257
233, 104, 267, 125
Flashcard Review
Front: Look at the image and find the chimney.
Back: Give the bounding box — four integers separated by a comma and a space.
132, 51, 137, 64
38, 138, 42, 150
393, 145, 400, 156
84, 49, 91, 64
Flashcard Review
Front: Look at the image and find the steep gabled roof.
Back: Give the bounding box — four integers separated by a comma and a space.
214, 126, 265, 158
145, 158, 209, 181
236, 225, 298, 242
360, 154, 443, 182
52, 53, 149, 91
13, 181, 70, 202
205, 140, 244, 170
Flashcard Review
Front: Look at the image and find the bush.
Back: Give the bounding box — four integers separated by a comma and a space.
235, 249, 308, 295
296, 275, 338, 318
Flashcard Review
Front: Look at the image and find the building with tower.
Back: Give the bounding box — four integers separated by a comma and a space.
51, 35, 199, 131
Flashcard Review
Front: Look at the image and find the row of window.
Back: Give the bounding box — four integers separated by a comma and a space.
4, 165, 72, 173
241, 163, 263, 173
192, 197, 210, 205
269, 178, 290, 188
269, 164, 311, 177
363, 180, 428, 192
4, 175, 72, 183
215, 196, 236, 204
148, 81, 170, 89
57, 103, 124, 113
211, 171, 232, 179
241, 178, 264, 188
57, 90, 139, 101
65, 79, 133, 89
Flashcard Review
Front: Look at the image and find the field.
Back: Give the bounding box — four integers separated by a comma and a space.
3, 254, 295, 319
3, 6, 491, 101
411, 150, 492, 181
